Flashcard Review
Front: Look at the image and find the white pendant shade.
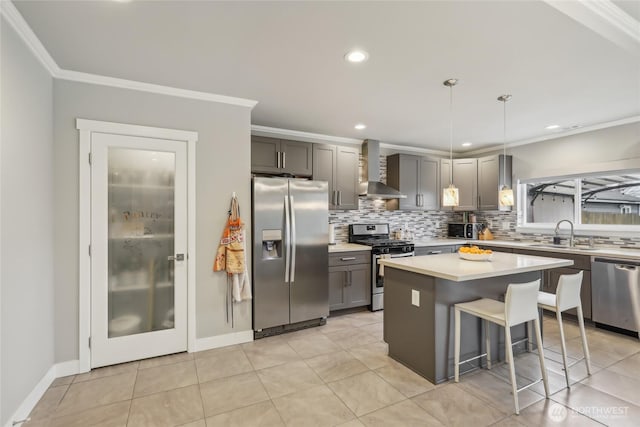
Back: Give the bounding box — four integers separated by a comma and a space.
499, 186, 514, 207
443, 184, 459, 207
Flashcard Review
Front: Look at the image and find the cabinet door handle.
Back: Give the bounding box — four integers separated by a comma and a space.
338, 190, 342, 206
282, 151, 286, 169
420, 194, 424, 207
429, 250, 442, 255
276, 151, 281, 169
340, 256, 356, 261
349, 270, 352, 286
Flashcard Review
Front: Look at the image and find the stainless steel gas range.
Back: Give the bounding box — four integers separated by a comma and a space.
348, 224, 415, 311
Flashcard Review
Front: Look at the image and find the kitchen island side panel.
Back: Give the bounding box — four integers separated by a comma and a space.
384, 268, 437, 381
384, 267, 542, 383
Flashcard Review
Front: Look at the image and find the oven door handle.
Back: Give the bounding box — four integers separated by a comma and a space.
390, 252, 415, 258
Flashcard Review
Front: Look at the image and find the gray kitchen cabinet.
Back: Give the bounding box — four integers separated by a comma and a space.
441, 158, 478, 211
329, 251, 371, 311
251, 136, 312, 176
313, 144, 359, 210
478, 154, 512, 211
387, 154, 439, 211
414, 245, 457, 256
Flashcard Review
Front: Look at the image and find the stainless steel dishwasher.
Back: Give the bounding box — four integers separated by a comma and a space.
592, 257, 640, 338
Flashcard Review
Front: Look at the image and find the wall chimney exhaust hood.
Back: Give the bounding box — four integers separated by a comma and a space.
359, 139, 406, 199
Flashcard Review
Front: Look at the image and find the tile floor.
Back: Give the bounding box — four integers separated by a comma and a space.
23, 310, 640, 427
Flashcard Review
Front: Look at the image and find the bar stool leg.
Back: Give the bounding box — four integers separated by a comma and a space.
576, 304, 592, 376
454, 308, 461, 382
534, 317, 550, 397
526, 320, 532, 352
504, 325, 519, 415
484, 319, 492, 370
556, 310, 571, 389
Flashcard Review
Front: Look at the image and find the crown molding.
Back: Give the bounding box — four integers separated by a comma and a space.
1, 0, 60, 75
251, 125, 363, 145
544, 0, 640, 53
1, 1, 257, 109
58, 69, 258, 108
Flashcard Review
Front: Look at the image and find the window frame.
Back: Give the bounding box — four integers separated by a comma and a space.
516, 169, 640, 237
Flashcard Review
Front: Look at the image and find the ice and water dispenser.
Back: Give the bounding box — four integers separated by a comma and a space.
262, 229, 282, 260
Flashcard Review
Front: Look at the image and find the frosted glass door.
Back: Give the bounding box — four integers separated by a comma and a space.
107, 148, 175, 337
91, 133, 187, 368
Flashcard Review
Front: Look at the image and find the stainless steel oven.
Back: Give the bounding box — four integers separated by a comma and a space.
348, 223, 415, 311
372, 250, 415, 311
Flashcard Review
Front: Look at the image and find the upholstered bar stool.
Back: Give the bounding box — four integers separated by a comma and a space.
537, 271, 592, 388
454, 280, 550, 415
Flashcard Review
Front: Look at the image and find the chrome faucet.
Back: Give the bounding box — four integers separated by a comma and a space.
554, 219, 575, 247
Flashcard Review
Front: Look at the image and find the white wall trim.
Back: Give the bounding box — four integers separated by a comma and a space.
59, 69, 258, 109
0, 1, 257, 109
55, 360, 80, 378
544, 0, 640, 53
2, 360, 82, 427
0, 0, 60, 76
76, 119, 198, 371
193, 330, 254, 353
2, 365, 56, 427
251, 125, 363, 146
77, 119, 199, 142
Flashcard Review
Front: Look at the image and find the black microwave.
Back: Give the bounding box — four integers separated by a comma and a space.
448, 223, 481, 239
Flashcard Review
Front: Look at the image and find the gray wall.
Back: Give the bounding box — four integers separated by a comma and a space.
1, 18, 55, 425
508, 122, 640, 180
53, 80, 252, 362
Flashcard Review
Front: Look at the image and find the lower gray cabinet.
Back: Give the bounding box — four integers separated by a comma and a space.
329, 252, 371, 311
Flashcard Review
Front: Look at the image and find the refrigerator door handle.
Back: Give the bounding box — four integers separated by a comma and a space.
290, 195, 297, 283
284, 195, 291, 283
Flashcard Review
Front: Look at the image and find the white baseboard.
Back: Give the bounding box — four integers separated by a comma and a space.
3, 365, 56, 427
193, 330, 254, 352
55, 360, 81, 377
2, 360, 82, 427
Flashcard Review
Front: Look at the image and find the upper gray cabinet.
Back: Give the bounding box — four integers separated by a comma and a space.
387, 154, 440, 211
441, 158, 478, 211
251, 136, 312, 176
313, 144, 359, 210
478, 154, 512, 211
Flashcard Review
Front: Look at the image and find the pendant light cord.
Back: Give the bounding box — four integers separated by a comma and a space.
503, 98, 506, 185
449, 84, 454, 186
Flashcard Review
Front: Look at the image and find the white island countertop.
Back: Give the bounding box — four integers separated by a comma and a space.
379, 251, 573, 281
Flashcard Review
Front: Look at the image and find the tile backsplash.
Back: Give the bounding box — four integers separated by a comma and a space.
329, 154, 640, 248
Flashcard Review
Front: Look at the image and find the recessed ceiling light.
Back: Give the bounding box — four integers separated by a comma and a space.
354, 123, 366, 130
545, 124, 561, 130
462, 142, 472, 147
345, 50, 369, 63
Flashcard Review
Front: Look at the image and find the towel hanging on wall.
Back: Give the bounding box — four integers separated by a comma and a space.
213, 193, 252, 325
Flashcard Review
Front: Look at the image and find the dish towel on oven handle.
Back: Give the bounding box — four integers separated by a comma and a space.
378, 254, 392, 277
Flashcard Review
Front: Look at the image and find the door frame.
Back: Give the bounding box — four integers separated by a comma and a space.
77, 118, 198, 372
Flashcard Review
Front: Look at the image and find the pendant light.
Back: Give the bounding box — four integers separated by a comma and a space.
442, 78, 459, 207
497, 94, 514, 207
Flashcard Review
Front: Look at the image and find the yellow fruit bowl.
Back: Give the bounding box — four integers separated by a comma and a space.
459, 252, 493, 261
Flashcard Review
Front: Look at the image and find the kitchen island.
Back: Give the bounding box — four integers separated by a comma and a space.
379, 252, 573, 384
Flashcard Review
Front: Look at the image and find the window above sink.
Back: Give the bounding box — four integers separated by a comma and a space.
516, 169, 640, 236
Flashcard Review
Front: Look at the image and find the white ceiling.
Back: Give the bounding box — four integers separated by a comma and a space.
11, 0, 640, 153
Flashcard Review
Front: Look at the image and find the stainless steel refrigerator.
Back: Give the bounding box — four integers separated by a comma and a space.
252, 177, 329, 336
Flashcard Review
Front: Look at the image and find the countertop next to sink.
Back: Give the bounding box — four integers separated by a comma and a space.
465, 239, 640, 261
